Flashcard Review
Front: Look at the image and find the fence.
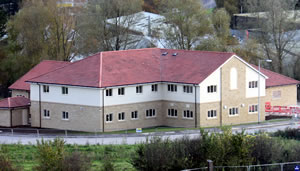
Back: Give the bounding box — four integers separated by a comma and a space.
183, 161, 300, 171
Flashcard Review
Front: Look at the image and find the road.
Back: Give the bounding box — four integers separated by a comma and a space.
0, 120, 299, 145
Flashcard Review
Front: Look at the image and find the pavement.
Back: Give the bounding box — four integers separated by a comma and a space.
0, 119, 299, 145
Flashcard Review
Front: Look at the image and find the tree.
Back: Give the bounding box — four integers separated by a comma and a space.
76, 0, 142, 55
157, 0, 211, 50
0, 9, 7, 38
246, 0, 299, 75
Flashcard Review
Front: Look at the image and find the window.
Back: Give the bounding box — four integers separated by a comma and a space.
43, 85, 49, 93
146, 109, 156, 118
208, 110, 217, 118
136, 86, 143, 93
152, 84, 158, 92
106, 113, 113, 122
168, 109, 178, 117
230, 68, 237, 89
183, 110, 193, 118
118, 88, 125, 95
272, 90, 281, 99
106, 89, 113, 96
183, 85, 193, 93
118, 112, 125, 121
207, 85, 217, 93
249, 81, 258, 88
131, 111, 138, 119
62, 111, 69, 120
249, 104, 258, 113
43, 109, 50, 118
62, 87, 68, 94
229, 107, 239, 116
168, 84, 177, 92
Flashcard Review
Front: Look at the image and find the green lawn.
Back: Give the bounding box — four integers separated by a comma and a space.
2, 143, 137, 171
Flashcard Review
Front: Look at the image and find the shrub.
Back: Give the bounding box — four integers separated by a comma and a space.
0, 154, 18, 171
101, 155, 115, 171
272, 128, 300, 140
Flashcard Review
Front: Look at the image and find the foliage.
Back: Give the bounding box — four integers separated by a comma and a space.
233, 38, 262, 64
157, 0, 212, 50
272, 128, 300, 141
0, 9, 7, 38
62, 151, 91, 171
0, 154, 18, 171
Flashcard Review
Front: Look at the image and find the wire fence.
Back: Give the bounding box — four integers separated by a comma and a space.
183, 161, 300, 171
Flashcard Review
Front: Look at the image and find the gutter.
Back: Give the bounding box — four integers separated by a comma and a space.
102, 88, 105, 133
194, 84, 198, 128
38, 83, 42, 128
10, 109, 12, 127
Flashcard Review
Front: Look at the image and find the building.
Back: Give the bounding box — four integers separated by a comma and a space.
1, 48, 299, 132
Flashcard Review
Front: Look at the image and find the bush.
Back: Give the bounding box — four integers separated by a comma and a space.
101, 155, 115, 171
0, 154, 18, 171
63, 151, 91, 171
272, 128, 300, 140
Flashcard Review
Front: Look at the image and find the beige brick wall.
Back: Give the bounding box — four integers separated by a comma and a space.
11, 109, 25, 126
265, 85, 297, 106
31, 101, 101, 132
220, 57, 265, 125
11, 90, 29, 98
0, 109, 11, 127
199, 102, 221, 127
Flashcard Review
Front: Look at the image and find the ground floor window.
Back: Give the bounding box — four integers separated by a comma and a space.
229, 107, 239, 116
106, 113, 113, 122
43, 109, 50, 118
207, 110, 217, 118
183, 110, 193, 119
118, 112, 125, 121
168, 109, 178, 117
249, 104, 258, 113
62, 111, 69, 120
146, 109, 156, 118
131, 111, 138, 119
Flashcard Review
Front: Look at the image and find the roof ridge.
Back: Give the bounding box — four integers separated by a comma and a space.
101, 48, 162, 54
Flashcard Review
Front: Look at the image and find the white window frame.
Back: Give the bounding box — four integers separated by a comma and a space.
136, 86, 143, 94
167, 108, 178, 118
167, 84, 177, 92
207, 110, 217, 119
183, 85, 193, 93
183, 110, 193, 119
152, 84, 158, 92
229, 107, 239, 116
248, 81, 258, 88
62, 87, 68, 95
43, 109, 50, 119
62, 111, 69, 120
248, 104, 258, 114
106, 89, 113, 96
146, 109, 156, 118
207, 85, 217, 93
118, 112, 125, 121
43, 85, 49, 93
131, 111, 138, 120
106, 113, 113, 122
118, 87, 125, 95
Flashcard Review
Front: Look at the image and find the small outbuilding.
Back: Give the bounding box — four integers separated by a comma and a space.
0, 96, 30, 127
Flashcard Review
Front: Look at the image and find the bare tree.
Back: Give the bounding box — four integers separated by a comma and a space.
76, 0, 142, 55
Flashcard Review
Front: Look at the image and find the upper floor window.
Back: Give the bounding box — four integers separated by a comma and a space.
207, 85, 217, 93
136, 86, 143, 93
249, 81, 258, 88
168, 84, 177, 92
146, 109, 156, 118
249, 104, 258, 113
43, 109, 50, 118
62, 111, 69, 120
229, 107, 239, 116
131, 111, 138, 119
183, 85, 193, 93
106, 89, 113, 96
183, 110, 193, 119
62, 87, 68, 95
208, 110, 217, 118
43, 85, 49, 93
168, 109, 178, 117
118, 88, 125, 95
106, 113, 113, 122
152, 84, 158, 92
118, 112, 125, 121
230, 68, 237, 89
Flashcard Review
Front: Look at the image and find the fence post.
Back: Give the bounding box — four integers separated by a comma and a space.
65, 130, 68, 137
207, 160, 213, 171
280, 163, 284, 171
37, 129, 39, 137
247, 166, 251, 171
11, 129, 13, 136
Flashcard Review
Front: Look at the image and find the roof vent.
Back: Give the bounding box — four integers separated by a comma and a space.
172, 53, 178, 56
162, 52, 168, 56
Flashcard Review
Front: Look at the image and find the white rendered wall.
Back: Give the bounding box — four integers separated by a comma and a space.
161, 83, 199, 103
199, 68, 221, 103
30, 84, 101, 107
245, 67, 266, 98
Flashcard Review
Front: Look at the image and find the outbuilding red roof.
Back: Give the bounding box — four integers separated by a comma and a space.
252, 65, 300, 88
9, 60, 70, 91
27, 48, 235, 87
0, 96, 30, 109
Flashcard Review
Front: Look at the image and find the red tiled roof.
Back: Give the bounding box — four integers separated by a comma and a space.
9, 60, 70, 91
0, 96, 30, 109
28, 48, 235, 87
252, 65, 300, 87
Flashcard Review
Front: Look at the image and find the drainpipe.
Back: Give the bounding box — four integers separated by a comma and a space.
10, 108, 12, 127
194, 85, 197, 128
102, 89, 105, 133
38, 84, 42, 128
220, 68, 223, 127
